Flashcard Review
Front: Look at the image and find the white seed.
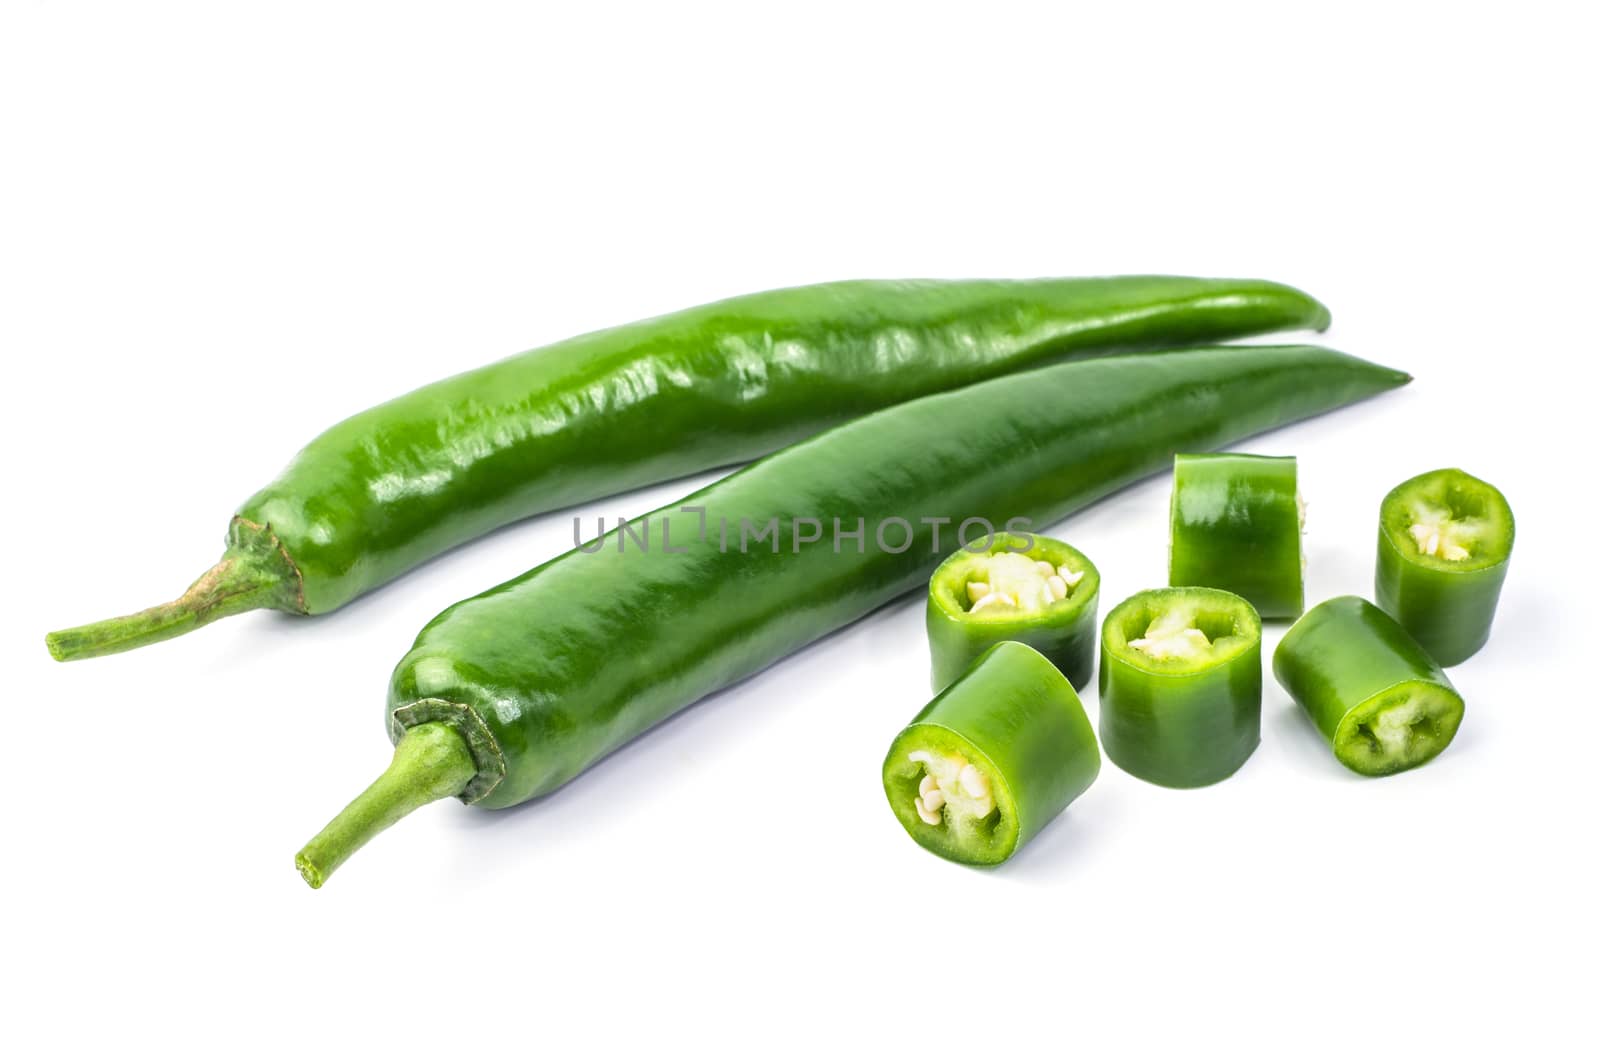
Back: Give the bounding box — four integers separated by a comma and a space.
1046, 574, 1068, 600
959, 764, 990, 799
919, 774, 938, 798
914, 797, 942, 825
1130, 626, 1210, 660
1036, 560, 1057, 577
921, 788, 945, 812
1058, 565, 1084, 587
966, 581, 990, 602
908, 750, 935, 767
971, 793, 995, 817
970, 591, 1016, 614
1441, 543, 1470, 562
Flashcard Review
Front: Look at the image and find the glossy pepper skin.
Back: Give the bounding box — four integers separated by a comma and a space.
926, 534, 1100, 691
1274, 596, 1464, 776
883, 642, 1100, 866
297, 345, 1408, 885
1376, 468, 1513, 666
1169, 452, 1304, 618
47, 276, 1332, 661
1099, 587, 1263, 788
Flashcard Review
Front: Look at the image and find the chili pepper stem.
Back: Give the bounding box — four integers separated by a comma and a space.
46, 525, 302, 661
296, 722, 477, 890
46, 553, 273, 661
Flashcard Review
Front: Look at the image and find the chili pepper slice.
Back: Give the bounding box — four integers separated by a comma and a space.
1375, 468, 1513, 666
294, 345, 1407, 887
1099, 587, 1263, 788
1168, 452, 1304, 618
883, 642, 1099, 866
46, 275, 1331, 661
1273, 595, 1464, 776
926, 533, 1100, 691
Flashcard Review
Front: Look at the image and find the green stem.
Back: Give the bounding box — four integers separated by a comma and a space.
296, 722, 477, 890
47, 533, 300, 662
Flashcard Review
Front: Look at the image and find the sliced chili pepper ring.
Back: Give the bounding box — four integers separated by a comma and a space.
1274, 595, 1465, 777
1168, 452, 1304, 618
883, 642, 1099, 866
926, 533, 1100, 691
1098, 587, 1262, 788
1376, 467, 1513, 666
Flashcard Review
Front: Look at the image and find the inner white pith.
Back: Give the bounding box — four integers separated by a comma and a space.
908, 749, 994, 826
1406, 501, 1477, 562
966, 553, 1083, 614
1367, 700, 1426, 755
1129, 603, 1212, 661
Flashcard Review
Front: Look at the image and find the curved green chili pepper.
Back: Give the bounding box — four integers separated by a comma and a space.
883, 642, 1099, 866
1375, 468, 1513, 666
926, 534, 1100, 691
1099, 587, 1263, 788
1168, 452, 1304, 618
295, 344, 1407, 887
47, 276, 1331, 662
1274, 595, 1464, 776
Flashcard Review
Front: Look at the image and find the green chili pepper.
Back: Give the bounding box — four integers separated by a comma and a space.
46, 276, 1331, 662
1375, 468, 1513, 666
926, 533, 1099, 691
1274, 596, 1465, 776
1099, 587, 1263, 788
1168, 452, 1304, 618
294, 344, 1407, 887
883, 642, 1099, 866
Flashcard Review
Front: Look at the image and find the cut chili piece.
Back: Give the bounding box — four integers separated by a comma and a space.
1376, 468, 1513, 666
1168, 452, 1304, 618
1099, 587, 1262, 788
883, 642, 1099, 866
926, 533, 1100, 691
1274, 595, 1464, 776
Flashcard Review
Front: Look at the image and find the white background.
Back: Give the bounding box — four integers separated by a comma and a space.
3, 2, 1594, 1056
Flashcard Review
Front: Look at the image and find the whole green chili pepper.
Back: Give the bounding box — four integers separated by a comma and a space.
883, 642, 1099, 866
295, 344, 1407, 887
1375, 468, 1513, 666
46, 276, 1331, 662
1274, 595, 1464, 776
1168, 452, 1304, 618
1098, 587, 1263, 787
926, 533, 1100, 691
